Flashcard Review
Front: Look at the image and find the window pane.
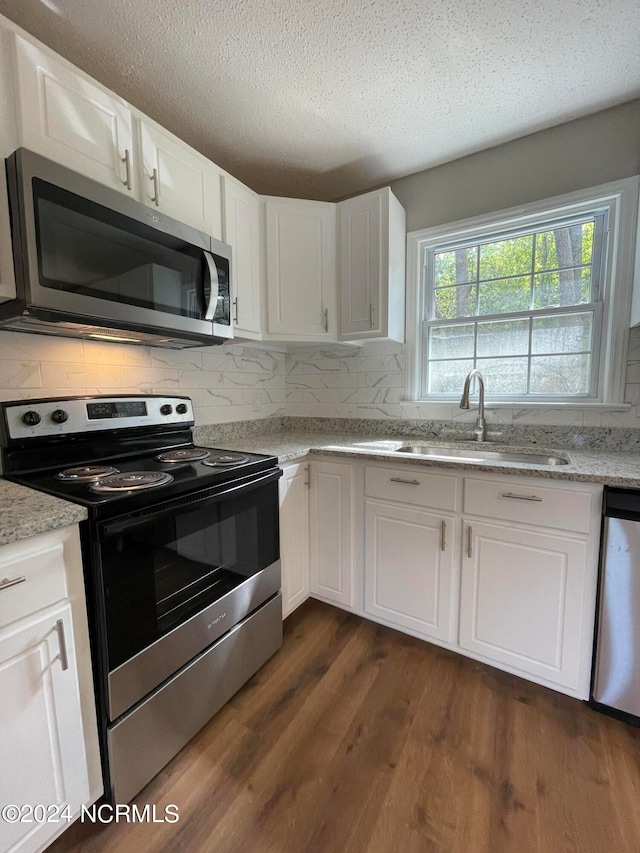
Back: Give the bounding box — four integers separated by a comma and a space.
534, 221, 594, 271
476, 357, 528, 395
531, 313, 593, 355
434, 248, 476, 287
478, 278, 530, 315
477, 319, 529, 357
428, 359, 474, 394
435, 284, 476, 319
479, 235, 533, 281
530, 354, 590, 394
429, 324, 475, 359
533, 270, 591, 308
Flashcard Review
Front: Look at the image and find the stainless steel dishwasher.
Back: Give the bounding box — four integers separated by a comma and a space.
592, 487, 640, 724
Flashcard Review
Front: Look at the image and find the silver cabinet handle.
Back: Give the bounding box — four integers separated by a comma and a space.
233, 297, 238, 324
304, 465, 310, 488
150, 167, 160, 206
440, 520, 446, 552
55, 619, 69, 671
0, 575, 26, 592
323, 307, 329, 333
467, 525, 473, 558
501, 492, 542, 502
121, 149, 132, 190
369, 302, 375, 329
390, 477, 420, 485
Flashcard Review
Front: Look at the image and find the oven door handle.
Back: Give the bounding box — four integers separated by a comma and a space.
203, 250, 219, 321
99, 468, 283, 538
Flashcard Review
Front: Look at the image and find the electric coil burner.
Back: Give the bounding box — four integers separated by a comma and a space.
202, 452, 249, 466
0, 394, 283, 805
90, 471, 173, 493
57, 464, 119, 482
155, 448, 211, 463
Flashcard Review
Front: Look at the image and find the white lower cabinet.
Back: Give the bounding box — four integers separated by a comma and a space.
0, 603, 88, 853
0, 525, 101, 853
364, 500, 455, 643
459, 519, 591, 692
279, 462, 310, 618
309, 460, 355, 609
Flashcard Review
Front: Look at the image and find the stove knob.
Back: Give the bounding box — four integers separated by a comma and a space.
176, 403, 188, 415
160, 404, 173, 415
51, 409, 69, 424
22, 410, 41, 426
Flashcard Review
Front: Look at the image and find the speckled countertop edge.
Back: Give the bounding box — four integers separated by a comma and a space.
0, 480, 88, 547
202, 430, 640, 487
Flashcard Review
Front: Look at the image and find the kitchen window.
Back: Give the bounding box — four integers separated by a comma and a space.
407, 180, 639, 406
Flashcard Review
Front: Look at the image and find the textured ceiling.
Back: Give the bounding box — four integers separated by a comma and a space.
1, 0, 639, 200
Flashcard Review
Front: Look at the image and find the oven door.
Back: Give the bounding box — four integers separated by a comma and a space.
97, 470, 281, 720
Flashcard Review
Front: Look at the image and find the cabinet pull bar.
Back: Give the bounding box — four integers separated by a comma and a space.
121, 149, 132, 190
304, 465, 310, 488
323, 308, 329, 333
501, 492, 542, 502
150, 167, 160, 206
467, 526, 472, 558
390, 477, 420, 485
369, 303, 375, 329
233, 297, 238, 324
55, 619, 69, 671
440, 520, 446, 552
0, 575, 26, 592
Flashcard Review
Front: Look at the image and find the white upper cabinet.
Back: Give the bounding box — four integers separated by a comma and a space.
222, 176, 262, 338
264, 197, 337, 341
137, 117, 222, 239
338, 187, 406, 342
0, 25, 17, 303
13, 34, 135, 195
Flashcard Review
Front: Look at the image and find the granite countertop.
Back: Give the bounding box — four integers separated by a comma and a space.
0, 480, 88, 547
203, 430, 640, 487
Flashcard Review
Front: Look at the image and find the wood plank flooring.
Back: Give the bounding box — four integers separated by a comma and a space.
51, 600, 640, 853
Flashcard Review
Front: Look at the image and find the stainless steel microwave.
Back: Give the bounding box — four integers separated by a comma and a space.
1, 149, 233, 348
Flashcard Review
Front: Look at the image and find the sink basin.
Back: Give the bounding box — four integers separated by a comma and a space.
396, 446, 569, 466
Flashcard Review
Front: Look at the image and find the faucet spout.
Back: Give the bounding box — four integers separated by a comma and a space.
460, 369, 487, 441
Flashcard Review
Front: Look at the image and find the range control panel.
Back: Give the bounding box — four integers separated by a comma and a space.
1, 396, 194, 441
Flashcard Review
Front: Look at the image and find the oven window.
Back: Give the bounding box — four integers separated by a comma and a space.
100, 481, 279, 670
32, 178, 208, 319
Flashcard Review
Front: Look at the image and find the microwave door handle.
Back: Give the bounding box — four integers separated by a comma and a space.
203, 251, 219, 321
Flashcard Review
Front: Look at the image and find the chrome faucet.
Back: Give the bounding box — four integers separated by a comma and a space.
460, 369, 487, 442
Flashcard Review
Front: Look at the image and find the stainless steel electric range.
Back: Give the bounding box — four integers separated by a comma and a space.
0, 395, 283, 804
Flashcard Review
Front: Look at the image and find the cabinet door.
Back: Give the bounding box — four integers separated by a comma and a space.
0, 26, 17, 302
0, 602, 89, 853
338, 187, 405, 343
14, 34, 134, 194
223, 176, 262, 338
459, 520, 590, 693
309, 461, 354, 608
279, 463, 310, 618
138, 118, 222, 238
265, 198, 337, 340
364, 500, 455, 643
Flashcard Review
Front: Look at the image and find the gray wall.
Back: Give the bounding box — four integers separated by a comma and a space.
389, 99, 640, 232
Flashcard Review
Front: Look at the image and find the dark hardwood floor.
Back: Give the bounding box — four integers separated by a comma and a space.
51, 599, 640, 853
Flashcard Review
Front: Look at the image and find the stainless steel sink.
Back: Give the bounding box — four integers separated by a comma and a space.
396, 446, 569, 466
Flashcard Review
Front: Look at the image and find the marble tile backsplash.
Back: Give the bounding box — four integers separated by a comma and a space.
0, 332, 287, 426
2, 324, 640, 436
285, 327, 640, 429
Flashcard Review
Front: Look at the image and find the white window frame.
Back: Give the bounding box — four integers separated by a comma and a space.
406, 178, 640, 409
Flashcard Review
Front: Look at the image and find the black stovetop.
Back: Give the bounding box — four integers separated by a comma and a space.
5, 444, 278, 517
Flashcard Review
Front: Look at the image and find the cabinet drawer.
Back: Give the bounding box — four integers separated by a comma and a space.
365, 465, 458, 511
463, 477, 593, 534
0, 537, 67, 627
